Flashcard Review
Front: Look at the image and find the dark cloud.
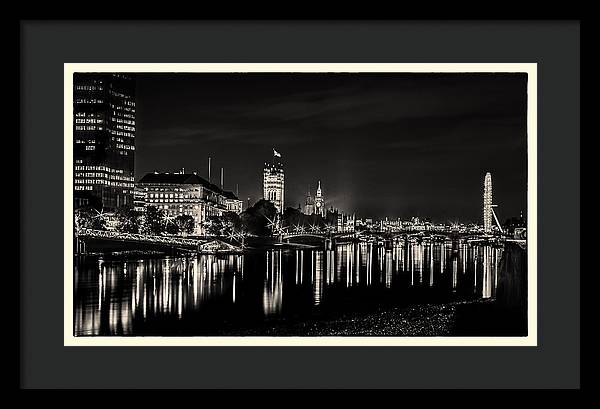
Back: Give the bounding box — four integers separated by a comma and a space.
134, 72, 528, 223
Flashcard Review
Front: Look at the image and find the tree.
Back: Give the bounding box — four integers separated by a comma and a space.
75, 207, 106, 231
205, 212, 242, 237
222, 211, 242, 232
175, 215, 195, 236
115, 205, 141, 233
165, 219, 179, 235
282, 206, 303, 229
240, 199, 277, 236
143, 206, 165, 235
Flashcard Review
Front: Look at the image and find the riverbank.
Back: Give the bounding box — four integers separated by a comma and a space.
211, 299, 526, 337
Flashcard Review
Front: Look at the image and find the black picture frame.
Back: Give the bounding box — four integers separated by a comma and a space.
20, 20, 580, 389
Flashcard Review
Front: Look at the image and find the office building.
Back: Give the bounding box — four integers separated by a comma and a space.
73, 73, 136, 210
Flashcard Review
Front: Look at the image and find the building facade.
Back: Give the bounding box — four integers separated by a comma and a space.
303, 181, 325, 217
304, 188, 315, 215
483, 172, 493, 233
223, 191, 244, 214
336, 211, 356, 233
73, 73, 136, 211
263, 160, 285, 213
137, 172, 242, 235
133, 186, 146, 213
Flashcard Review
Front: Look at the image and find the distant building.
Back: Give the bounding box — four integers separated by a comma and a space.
513, 227, 527, 240
137, 171, 241, 235
303, 181, 325, 216
304, 188, 315, 215
380, 217, 402, 233
336, 212, 356, 233
263, 151, 285, 213
73, 73, 136, 211
503, 210, 527, 238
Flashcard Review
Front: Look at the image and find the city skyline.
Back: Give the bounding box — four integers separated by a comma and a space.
129, 73, 527, 223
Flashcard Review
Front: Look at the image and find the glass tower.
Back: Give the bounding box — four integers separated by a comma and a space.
73, 73, 136, 211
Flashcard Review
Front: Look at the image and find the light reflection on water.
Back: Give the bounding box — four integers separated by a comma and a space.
74, 240, 505, 336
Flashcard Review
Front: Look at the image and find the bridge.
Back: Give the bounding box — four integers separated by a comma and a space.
75, 228, 242, 254
281, 229, 485, 240
281, 231, 357, 240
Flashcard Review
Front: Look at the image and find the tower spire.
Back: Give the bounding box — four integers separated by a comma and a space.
208, 156, 212, 182
315, 180, 324, 216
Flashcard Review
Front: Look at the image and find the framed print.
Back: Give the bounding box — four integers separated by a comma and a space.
21, 20, 580, 389
64, 63, 536, 347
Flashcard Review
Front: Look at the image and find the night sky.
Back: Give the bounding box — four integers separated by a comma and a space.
134, 73, 528, 224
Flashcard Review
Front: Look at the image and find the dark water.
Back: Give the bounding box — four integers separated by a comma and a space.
74, 239, 506, 336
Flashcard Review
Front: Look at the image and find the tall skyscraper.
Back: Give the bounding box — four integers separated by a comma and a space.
315, 180, 325, 217
483, 172, 493, 233
263, 149, 285, 213
73, 73, 136, 211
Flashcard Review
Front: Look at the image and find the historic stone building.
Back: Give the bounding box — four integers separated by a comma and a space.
304, 188, 315, 215
336, 211, 356, 233
223, 190, 244, 214
137, 171, 242, 235
304, 181, 325, 217
263, 152, 285, 213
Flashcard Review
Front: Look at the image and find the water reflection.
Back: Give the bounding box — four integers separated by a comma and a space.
314, 251, 323, 305
263, 250, 282, 316
75, 240, 506, 336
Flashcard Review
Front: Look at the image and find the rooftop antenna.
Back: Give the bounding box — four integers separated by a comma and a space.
220, 167, 224, 189
208, 157, 212, 182
236, 183, 239, 197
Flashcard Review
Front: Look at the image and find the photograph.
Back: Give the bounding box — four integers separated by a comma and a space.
66, 64, 535, 344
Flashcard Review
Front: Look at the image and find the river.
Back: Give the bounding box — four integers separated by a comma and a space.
74, 239, 515, 336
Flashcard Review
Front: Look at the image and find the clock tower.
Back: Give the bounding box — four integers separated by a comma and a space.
314, 181, 325, 217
